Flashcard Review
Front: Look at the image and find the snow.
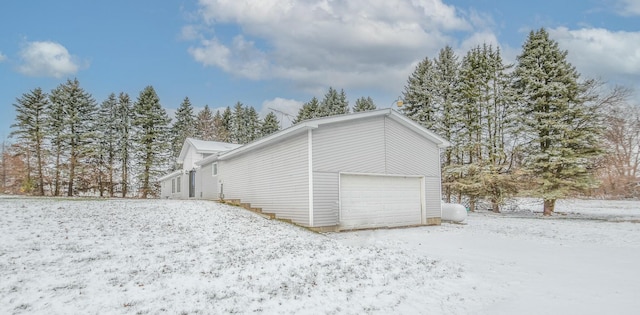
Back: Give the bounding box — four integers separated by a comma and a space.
1, 197, 639, 314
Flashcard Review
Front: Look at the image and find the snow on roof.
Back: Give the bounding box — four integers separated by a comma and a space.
177, 138, 242, 163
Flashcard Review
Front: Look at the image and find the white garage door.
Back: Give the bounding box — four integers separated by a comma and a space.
340, 174, 423, 229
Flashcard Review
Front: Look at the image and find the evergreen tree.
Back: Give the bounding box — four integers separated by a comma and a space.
47, 88, 66, 196
50, 78, 98, 196
514, 28, 603, 215
231, 102, 247, 144
353, 96, 377, 112
319, 87, 349, 117
220, 107, 233, 142
171, 97, 196, 163
261, 112, 280, 136
95, 93, 120, 196
116, 92, 133, 197
432, 46, 461, 203
195, 105, 215, 140
212, 110, 231, 142
131, 86, 171, 198
294, 97, 320, 123
10, 87, 48, 195
245, 106, 261, 143
402, 56, 437, 128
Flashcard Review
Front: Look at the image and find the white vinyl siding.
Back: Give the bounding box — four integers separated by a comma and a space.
384, 117, 442, 218
218, 133, 310, 225
311, 115, 444, 226
199, 163, 219, 200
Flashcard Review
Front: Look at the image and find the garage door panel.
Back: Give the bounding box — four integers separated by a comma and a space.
340, 174, 422, 229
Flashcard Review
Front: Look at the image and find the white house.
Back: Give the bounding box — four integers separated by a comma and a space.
159, 109, 450, 231
159, 138, 241, 199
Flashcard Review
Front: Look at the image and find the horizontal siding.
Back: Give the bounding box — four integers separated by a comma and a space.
219, 133, 310, 226
424, 176, 443, 218
312, 172, 339, 227
198, 163, 219, 200
384, 117, 440, 176
385, 117, 443, 219
312, 116, 386, 173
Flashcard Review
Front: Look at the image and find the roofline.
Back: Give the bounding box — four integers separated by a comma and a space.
208, 109, 449, 162
157, 170, 184, 182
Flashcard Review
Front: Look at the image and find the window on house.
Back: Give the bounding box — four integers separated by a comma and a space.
171, 179, 175, 193
212, 163, 218, 176
177, 176, 181, 193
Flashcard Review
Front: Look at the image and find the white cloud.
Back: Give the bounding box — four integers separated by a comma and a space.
0, 52, 6, 62
260, 97, 304, 128
187, 0, 488, 92
615, 0, 640, 16
17, 41, 82, 78
550, 27, 640, 80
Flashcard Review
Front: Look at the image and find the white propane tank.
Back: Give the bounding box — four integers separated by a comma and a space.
441, 203, 467, 223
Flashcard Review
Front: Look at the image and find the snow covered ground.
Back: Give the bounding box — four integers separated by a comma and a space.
1, 197, 639, 314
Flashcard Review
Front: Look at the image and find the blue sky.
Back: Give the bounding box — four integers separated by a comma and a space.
1, 0, 639, 139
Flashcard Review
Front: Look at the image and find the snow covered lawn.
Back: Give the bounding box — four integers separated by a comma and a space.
1, 197, 639, 314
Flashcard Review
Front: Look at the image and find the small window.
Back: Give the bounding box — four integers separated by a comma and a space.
171, 179, 175, 193
212, 163, 218, 176
177, 176, 181, 193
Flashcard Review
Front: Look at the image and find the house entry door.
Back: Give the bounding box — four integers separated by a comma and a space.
189, 170, 196, 198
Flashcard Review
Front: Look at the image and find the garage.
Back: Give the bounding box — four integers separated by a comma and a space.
339, 174, 424, 229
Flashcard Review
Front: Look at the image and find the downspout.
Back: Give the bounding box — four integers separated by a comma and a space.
308, 128, 314, 227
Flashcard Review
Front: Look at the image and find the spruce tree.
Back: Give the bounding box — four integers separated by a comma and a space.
131, 86, 171, 198
245, 106, 261, 143
116, 92, 133, 197
171, 97, 196, 163
261, 112, 280, 136
353, 96, 377, 112
10, 87, 49, 195
220, 107, 233, 142
95, 93, 120, 196
231, 102, 247, 144
50, 78, 98, 196
47, 88, 66, 196
212, 110, 230, 142
294, 97, 320, 123
319, 87, 344, 117
195, 105, 215, 140
514, 28, 603, 215
402, 56, 437, 128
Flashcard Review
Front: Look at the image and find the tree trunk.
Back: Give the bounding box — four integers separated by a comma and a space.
67, 150, 75, 197
469, 197, 476, 212
543, 199, 555, 216
491, 199, 500, 213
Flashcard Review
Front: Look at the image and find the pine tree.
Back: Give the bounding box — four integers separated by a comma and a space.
50, 78, 98, 196
116, 92, 133, 197
245, 106, 261, 143
220, 107, 233, 142
171, 97, 196, 163
131, 86, 171, 198
10, 87, 49, 195
294, 97, 320, 124
319, 87, 349, 117
95, 93, 120, 196
47, 88, 66, 196
212, 110, 230, 142
353, 96, 377, 112
402, 56, 437, 129
195, 105, 215, 140
231, 102, 247, 144
261, 112, 280, 136
514, 28, 603, 215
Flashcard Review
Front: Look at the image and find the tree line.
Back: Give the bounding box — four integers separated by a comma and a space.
6, 82, 286, 197
401, 28, 636, 214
